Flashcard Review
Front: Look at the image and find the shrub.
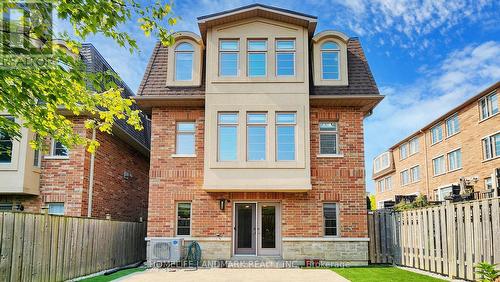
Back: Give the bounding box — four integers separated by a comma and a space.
475, 262, 500, 282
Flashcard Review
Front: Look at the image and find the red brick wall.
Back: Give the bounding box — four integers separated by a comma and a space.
6, 117, 149, 221
147, 106, 368, 238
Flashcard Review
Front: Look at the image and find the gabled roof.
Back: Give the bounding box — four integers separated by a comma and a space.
197, 4, 317, 39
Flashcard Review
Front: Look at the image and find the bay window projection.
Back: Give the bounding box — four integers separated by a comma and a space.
218, 113, 238, 161
276, 113, 296, 161
247, 113, 267, 161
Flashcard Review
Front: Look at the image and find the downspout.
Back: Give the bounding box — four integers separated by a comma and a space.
87, 128, 96, 217
421, 130, 431, 198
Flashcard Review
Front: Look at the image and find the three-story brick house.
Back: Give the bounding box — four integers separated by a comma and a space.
137, 4, 382, 264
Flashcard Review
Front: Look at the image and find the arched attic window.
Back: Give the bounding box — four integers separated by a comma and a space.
320, 41, 340, 80
175, 42, 194, 81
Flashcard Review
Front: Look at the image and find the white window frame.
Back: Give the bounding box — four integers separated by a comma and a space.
410, 165, 420, 183
323, 202, 340, 237
431, 123, 443, 145
432, 155, 446, 176
320, 41, 340, 80
219, 40, 239, 77
485, 177, 493, 191
400, 169, 409, 186
174, 122, 196, 157
246, 112, 267, 161
385, 176, 392, 191
479, 91, 498, 121
174, 42, 194, 81
447, 148, 462, 172
409, 137, 419, 155
247, 39, 267, 77
374, 152, 390, 173
47, 139, 69, 159
275, 112, 297, 161
217, 112, 239, 162
47, 202, 65, 215
400, 143, 409, 160
378, 179, 385, 192
445, 113, 460, 137
275, 39, 296, 76
482, 131, 500, 161
175, 202, 192, 236
318, 121, 339, 156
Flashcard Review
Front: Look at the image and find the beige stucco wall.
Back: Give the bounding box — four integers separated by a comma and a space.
0, 117, 40, 195
203, 18, 311, 192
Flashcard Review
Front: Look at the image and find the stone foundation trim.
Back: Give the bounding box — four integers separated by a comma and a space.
145, 237, 231, 242
282, 237, 370, 242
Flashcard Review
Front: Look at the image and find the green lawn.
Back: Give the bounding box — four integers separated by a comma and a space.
79, 267, 145, 282
331, 265, 445, 282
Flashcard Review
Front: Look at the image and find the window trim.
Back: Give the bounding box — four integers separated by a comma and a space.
246, 112, 267, 161
432, 154, 446, 176
47, 202, 65, 215
479, 91, 499, 121
174, 121, 196, 157
318, 121, 340, 156
45, 139, 69, 159
481, 131, 500, 161
247, 39, 267, 77
445, 113, 460, 138
174, 42, 194, 81
409, 137, 419, 156
399, 143, 409, 160
400, 169, 410, 186
275, 39, 296, 77
275, 112, 297, 162
320, 41, 340, 81
373, 152, 390, 173
219, 39, 240, 77
217, 112, 239, 162
409, 165, 420, 183
175, 202, 192, 237
431, 123, 443, 145
322, 202, 340, 237
446, 147, 462, 172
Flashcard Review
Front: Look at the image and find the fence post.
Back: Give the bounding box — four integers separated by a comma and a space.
446, 200, 456, 279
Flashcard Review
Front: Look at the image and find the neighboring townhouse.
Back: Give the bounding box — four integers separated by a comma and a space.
0, 43, 151, 221
136, 4, 382, 264
373, 82, 500, 207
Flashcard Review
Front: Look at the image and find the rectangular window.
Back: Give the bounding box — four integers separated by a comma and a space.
436, 186, 453, 201
0, 117, 14, 164
218, 113, 238, 161
410, 165, 420, 183
323, 203, 338, 236
176, 202, 191, 236
319, 122, 338, 155
219, 40, 239, 77
247, 113, 267, 161
378, 179, 385, 192
485, 177, 493, 190
400, 170, 409, 186
175, 52, 193, 81
482, 133, 500, 160
321, 52, 339, 79
431, 124, 443, 144
400, 143, 408, 160
480, 92, 498, 120
176, 122, 195, 155
276, 39, 295, 76
247, 40, 267, 77
51, 140, 68, 157
374, 152, 390, 173
446, 114, 460, 137
433, 156, 445, 176
276, 113, 296, 161
48, 202, 64, 215
0, 203, 13, 211
447, 149, 462, 171
409, 138, 419, 155
33, 149, 41, 167
386, 176, 392, 191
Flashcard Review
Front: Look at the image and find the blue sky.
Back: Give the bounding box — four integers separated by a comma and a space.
56, 0, 500, 193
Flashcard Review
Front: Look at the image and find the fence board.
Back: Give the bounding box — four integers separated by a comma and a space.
0, 212, 145, 282
368, 197, 500, 281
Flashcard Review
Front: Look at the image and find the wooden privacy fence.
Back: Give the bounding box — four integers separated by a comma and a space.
368, 197, 500, 281
0, 211, 147, 282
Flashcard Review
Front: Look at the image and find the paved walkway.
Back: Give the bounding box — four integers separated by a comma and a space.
120, 268, 350, 282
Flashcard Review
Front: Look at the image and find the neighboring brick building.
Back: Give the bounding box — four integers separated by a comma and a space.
0, 44, 150, 221
137, 4, 382, 264
373, 82, 500, 208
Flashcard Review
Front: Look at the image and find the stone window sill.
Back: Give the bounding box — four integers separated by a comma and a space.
44, 156, 69, 160
171, 154, 196, 158
317, 154, 344, 158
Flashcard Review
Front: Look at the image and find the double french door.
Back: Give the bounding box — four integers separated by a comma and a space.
234, 202, 281, 256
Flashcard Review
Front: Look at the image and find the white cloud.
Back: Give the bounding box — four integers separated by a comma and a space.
365, 41, 500, 192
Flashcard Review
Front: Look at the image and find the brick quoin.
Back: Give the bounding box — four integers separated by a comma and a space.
147, 106, 368, 238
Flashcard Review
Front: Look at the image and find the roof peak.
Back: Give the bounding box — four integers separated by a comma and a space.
197, 3, 317, 21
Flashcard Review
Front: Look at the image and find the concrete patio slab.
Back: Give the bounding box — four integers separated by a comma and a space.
120, 268, 350, 282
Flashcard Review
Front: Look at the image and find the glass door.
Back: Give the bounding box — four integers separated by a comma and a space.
257, 203, 281, 256
234, 203, 256, 255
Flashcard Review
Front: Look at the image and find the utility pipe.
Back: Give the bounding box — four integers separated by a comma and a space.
87, 128, 96, 217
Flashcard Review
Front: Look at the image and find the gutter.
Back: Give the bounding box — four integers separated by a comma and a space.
87, 128, 96, 218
